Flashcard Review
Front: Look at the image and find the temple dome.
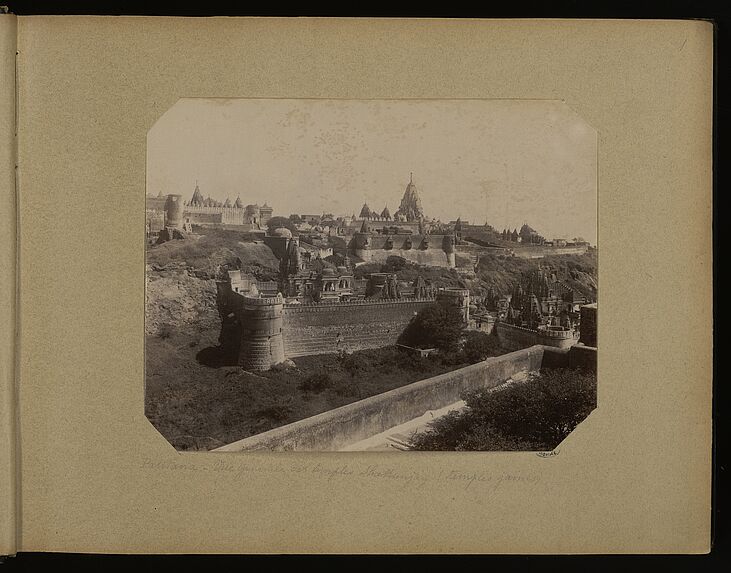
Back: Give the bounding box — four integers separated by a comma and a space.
321, 268, 336, 277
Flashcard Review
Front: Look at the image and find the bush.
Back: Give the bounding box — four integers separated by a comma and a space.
337, 350, 369, 374
331, 379, 361, 398
382, 255, 408, 273
257, 397, 294, 422
410, 368, 597, 451
438, 350, 465, 366
461, 330, 499, 363
353, 262, 382, 279
266, 216, 298, 234
397, 304, 465, 353
298, 371, 334, 393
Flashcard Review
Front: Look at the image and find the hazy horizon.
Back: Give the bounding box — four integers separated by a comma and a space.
148, 99, 597, 243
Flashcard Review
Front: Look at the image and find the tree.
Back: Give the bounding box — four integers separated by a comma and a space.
382, 255, 408, 273
397, 303, 464, 353
461, 330, 499, 363
266, 216, 298, 234
298, 371, 334, 393
289, 214, 302, 222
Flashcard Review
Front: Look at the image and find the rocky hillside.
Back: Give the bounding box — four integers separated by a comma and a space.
473, 251, 598, 300
145, 231, 280, 336
145, 231, 598, 336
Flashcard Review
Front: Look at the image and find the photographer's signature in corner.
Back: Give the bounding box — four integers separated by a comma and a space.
536, 448, 560, 458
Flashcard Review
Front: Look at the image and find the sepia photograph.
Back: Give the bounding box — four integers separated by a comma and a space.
144, 98, 598, 452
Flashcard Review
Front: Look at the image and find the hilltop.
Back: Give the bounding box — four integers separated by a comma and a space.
471, 251, 598, 301
145, 230, 281, 335
146, 229, 280, 280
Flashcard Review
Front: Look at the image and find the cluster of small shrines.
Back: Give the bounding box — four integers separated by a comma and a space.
484, 268, 588, 331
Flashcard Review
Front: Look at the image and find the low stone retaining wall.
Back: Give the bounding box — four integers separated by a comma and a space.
537, 344, 597, 372
496, 322, 579, 351
213, 345, 546, 452
569, 344, 597, 372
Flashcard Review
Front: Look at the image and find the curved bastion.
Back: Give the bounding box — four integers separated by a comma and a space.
237, 293, 286, 371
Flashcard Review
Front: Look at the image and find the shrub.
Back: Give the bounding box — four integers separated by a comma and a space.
265, 216, 298, 234
337, 351, 369, 376
438, 350, 465, 366
382, 255, 408, 273
353, 261, 382, 279
465, 368, 596, 446
298, 371, 334, 393
331, 379, 361, 398
410, 368, 597, 451
461, 330, 499, 363
257, 397, 294, 422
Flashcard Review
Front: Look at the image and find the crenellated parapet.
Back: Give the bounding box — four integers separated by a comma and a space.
241, 293, 285, 306
282, 296, 437, 312
347, 232, 458, 268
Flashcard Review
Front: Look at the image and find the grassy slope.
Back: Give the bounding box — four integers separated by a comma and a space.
350, 251, 598, 301
145, 334, 474, 451
144, 230, 597, 451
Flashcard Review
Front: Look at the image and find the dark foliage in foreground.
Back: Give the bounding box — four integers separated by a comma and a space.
397, 303, 465, 353
409, 368, 597, 451
145, 337, 494, 451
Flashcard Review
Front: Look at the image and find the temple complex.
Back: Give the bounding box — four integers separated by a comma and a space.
146, 182, 273, 239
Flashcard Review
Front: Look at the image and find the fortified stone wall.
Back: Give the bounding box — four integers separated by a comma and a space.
538, 345, 597, 372
366, 234, 450, 250
579, 304, 597, 346
214, 345, 547, 452
568, 344, 597, 372
495, 322, 579, 351
238, 294, 286, 371
281, 299, 435, 357
361, 248, 453, 268
511, 245, 589, 259
186, 211, 222, 225
349, 233, 455, 267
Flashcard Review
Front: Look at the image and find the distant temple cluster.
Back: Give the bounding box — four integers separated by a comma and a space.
145, 183, 273, 242
476, 268, 596, 352
260, 224, 444, 305
491, 268, 588, 329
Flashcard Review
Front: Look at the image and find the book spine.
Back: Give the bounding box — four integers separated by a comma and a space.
0, 11, 17, 560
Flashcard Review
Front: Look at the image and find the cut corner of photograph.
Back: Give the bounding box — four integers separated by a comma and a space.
143, 98, 598, 453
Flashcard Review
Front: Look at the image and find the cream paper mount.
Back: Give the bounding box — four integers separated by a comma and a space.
0, 16, 713, 555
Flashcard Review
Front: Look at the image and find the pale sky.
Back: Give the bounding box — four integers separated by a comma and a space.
148, 98, 597, 243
